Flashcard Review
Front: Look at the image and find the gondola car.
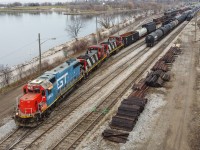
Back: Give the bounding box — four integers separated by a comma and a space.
120, 31, 139, 47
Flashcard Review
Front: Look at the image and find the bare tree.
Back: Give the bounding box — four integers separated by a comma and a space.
98, 13, 115, 29
71, 39, 89, 53
0, 65, 12, 86
66, 17, 84, 41
16, 64, 25, 80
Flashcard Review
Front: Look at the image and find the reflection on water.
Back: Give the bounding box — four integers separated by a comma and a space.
0, 11, 137, 66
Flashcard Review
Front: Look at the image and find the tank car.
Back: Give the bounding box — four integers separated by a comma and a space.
168, 20, 178, 29
164, 24, 172, 32
145, 29, 164, 47
186, 12, 194, 21
136, 28, 147, 37
160, 26, 168, 35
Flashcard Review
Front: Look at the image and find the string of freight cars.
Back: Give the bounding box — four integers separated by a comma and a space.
14, 21, 156, 127
102, 45, 182, 143
13, 6, 198, 128
153, 6, 198, 25
146, 6, 200, 47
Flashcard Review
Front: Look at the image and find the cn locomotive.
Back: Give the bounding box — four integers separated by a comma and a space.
14, 21, 156, 127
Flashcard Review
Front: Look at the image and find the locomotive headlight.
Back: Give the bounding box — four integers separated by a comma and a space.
16, 112, 19, 116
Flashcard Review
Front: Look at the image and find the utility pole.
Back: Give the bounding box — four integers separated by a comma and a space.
195, 13, 197, 42
96, 15, 98, 44
38, 34, 56, 75
38, 33, 41, 75
118, 14, 120, 35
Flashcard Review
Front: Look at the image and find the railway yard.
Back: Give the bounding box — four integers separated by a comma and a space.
0, 7, 200, 150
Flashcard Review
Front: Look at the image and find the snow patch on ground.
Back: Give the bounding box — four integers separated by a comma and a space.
121, 92, 167, 150
79, 90, 167, 150
0, 119, 17, 141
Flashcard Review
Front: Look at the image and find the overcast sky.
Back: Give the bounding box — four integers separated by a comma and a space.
0, 0, 72, 4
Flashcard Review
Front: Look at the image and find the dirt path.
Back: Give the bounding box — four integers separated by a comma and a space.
77, 20, 200, 150
143, 24, 196, 150
0, 87, 21, 126
134, 20, 200, 150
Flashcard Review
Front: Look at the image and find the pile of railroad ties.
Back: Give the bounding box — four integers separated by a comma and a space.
102, 45, 181, 143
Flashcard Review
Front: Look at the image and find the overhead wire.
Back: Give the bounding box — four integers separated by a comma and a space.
0, 33, 69, 64
0, 39, 38, 60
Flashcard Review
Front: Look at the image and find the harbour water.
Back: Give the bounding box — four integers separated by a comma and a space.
0, 11, 100, 66
0, 11, 134, 66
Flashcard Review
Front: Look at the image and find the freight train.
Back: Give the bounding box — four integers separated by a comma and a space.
153, 7, 190, 25
14, 21, 156, 127
145, 8, 198, 47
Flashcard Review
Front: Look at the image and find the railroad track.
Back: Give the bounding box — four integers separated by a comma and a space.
12, 43, 149, 150
0, 34, 146, 150
50, 22, 188, 150
0, 128, 30, 150
0, 22, 187, 150
0, 34, 144, 149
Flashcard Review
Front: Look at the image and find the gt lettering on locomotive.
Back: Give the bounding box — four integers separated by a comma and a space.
57, 73, 68, 90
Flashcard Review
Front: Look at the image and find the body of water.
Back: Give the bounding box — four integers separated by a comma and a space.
0, 12, 99, 66
0, 11, 134, 66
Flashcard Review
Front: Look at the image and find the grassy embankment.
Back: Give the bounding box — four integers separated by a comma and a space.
0, 5, 66, 11
0, 5, 140, 15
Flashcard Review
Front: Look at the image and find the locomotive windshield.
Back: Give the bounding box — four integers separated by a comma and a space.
27, 85, 40, 93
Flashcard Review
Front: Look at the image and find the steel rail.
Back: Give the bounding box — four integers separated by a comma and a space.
51, 22, 188, 150
21, 45, 149, 150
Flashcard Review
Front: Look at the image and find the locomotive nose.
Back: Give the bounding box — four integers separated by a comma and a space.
19, 93, 41, 114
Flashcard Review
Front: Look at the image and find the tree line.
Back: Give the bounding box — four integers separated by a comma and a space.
0, 2, 64, 8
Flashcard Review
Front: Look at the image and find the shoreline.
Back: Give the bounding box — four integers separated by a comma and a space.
0, 11, 156, 92
0, 8, 142, 15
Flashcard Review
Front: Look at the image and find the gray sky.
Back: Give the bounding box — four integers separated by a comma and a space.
0, 0, 72, 4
